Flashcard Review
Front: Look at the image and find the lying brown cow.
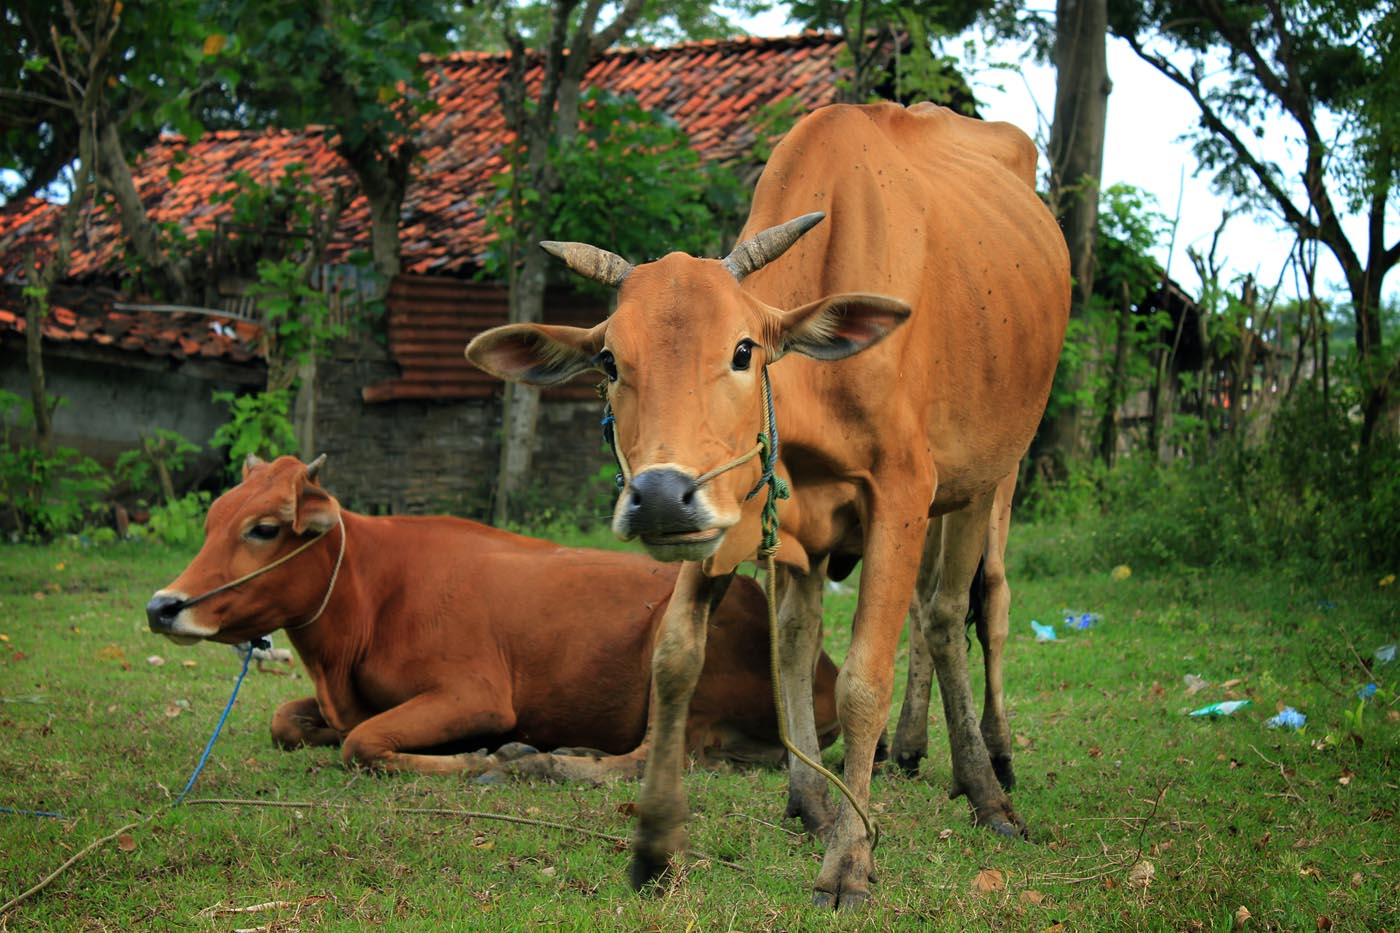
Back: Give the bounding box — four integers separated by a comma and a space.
145, 454, 839, 778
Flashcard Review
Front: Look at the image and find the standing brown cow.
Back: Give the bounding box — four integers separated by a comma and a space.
146, 455, 840, 778
468, 102, 1068, 907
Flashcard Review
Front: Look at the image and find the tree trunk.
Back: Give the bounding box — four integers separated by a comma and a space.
1037, 0, 1111, 473
492, 247, 549, 525
23, 299, 52, 450
1097, 282, 1132, 466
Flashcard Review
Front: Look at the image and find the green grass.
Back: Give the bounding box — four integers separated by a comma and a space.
1, 527, 1396, 931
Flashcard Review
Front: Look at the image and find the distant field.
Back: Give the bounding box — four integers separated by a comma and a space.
1, 527, 1396, 931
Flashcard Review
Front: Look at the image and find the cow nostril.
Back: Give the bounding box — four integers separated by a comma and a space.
145, 594, 185, 630
630, 489, 642, 508
681, 486, 695, 506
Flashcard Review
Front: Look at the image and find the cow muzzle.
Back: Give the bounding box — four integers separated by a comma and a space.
145, 591, 209, 644
615, 467, 723, 562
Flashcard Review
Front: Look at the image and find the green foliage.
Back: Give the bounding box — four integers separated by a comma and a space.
113, 430, 201, 506
1044, 185, 1172, 425
209, 390, 298, 478
145, 490, 212, 548
248, 257, 345, 367
1027, 386, 1400, 576
480, 90, 746, 276
0, 390, 111, 541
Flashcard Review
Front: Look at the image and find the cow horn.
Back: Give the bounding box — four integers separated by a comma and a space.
245, 453, 266, 471
539, 241, 633, 288
305, 453, 327, 480
722, 212, 825, 281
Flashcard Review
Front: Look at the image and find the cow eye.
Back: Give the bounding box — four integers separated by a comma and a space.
731, 339, 755, 372
595, 349, 618, 382
246, 523, 280, 541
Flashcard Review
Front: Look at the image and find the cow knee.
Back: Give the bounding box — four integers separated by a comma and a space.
922, 593, 970, 652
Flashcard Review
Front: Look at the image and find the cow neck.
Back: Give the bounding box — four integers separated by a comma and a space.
282, 514, 346, 633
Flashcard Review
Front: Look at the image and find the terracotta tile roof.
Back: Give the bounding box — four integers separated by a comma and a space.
0, 32, 848, 283
0, 32, 850, 389
0, 303, 262, 364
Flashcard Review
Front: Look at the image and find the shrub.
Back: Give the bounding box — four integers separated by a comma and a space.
0, 390, 111, 541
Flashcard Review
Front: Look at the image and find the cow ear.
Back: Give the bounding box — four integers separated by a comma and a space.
777, 293, 911, 361
466, 322, 606, 386
242, 453, 267, 480
293, 481, 340, 535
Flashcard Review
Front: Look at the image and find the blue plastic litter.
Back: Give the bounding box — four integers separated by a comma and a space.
1031, 620, 1057, 642
1357, 683, 1378, 702
1375, 644, 1396, 665
1265, 706, 1306, 730
1063, 611, 1102, 630
1189, 699, 1251, 717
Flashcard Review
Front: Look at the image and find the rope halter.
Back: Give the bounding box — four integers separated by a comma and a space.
174, 515, 346, 634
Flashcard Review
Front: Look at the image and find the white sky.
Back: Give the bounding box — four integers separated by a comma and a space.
741, 8, 1398, 308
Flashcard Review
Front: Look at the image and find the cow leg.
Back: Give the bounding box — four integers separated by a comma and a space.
340, 688, 517, 776
496, 746, 648, 783
271, 696, 342, 749
629, 563, 725, 891
923, 495, 1024, 836
890, 522, 941, 774
774, 560, 837, 840
813, 503, 928, 911
978, 474, 1016, 791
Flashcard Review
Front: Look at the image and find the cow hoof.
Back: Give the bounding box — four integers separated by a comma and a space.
976, 808, 1028, 840
494, 742, 539, 762
893, 752, 923, 777
992, 754, 1017, 792
812, 887, 871, 911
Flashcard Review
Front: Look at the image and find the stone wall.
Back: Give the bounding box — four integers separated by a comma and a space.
310, 336, 612, 520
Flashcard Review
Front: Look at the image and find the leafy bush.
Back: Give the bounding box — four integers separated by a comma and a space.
113, 429, 201, 505
210, 390, 298, 478
1023, 386, 1400, 577
0, 390, 111, 540
146, 490, 211, 548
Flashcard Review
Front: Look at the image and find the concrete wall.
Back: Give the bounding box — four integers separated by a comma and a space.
0, 343, 258, 477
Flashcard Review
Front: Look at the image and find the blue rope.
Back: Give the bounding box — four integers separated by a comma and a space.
174, 643, 257, 806
0, 806, 66, 819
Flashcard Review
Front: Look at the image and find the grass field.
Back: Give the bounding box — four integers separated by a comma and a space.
1, 523, 1396, 931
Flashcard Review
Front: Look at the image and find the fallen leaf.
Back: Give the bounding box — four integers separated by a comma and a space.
33, 592, 45, 601
1379, 574, 1395, 587
1317, 916, 1333, 930
180, 660, 197, 668
55, 562, 65, 571
0, 634, 8, 642
164, 703, 183, 718
106, 704, 117, 713
1127, 859, 1155, 889
117, 834, 136, 852
1020, 889, 1045, 906
1087, 746, 1103, 759
616, 802, 637, 817
1041, 924, 1065, 933
1015, 734, 1032, 749
1111, 564, 1132, 580
1350, 872, 1362, 889
147, 656, 165, 666
540, 866, 557, 877
971, 868, 1005, 894
98, 646, 126, 661
1299, 866, 1322, 879
1234, 906, 1252, 929
1183, 674, 1210, 695
1337, 770, 1353, 787
938, 828, 954, 841
1222, 678, 1242, 689
471, 834, 494, 850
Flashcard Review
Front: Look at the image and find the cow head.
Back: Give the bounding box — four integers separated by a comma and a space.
145, 454, 342, 644
466, 214, 910, 564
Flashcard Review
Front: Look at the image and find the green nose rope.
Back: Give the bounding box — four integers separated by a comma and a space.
751, 367, 879, 851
